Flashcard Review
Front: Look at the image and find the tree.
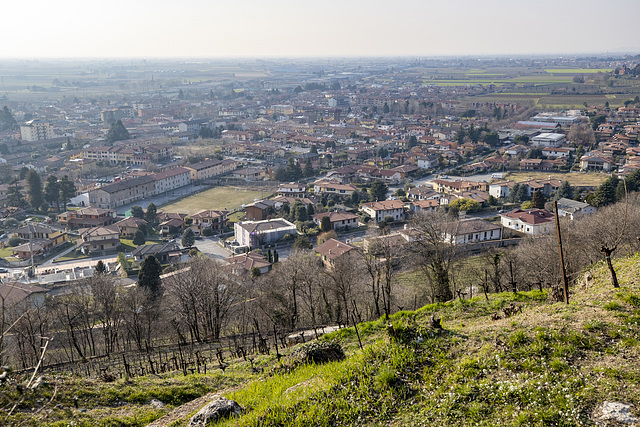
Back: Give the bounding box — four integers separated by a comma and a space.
508, 183, 528, 203
531, 190, 546, 209
303, 158, 315, 178
383, 102, 390, 114
567, 123, 596, 146
0, 106, 18, 131
448, 198, 482, 213
106, 120, 130, 144
306, 203, 315, 217
133, 230, 146, 246
295, 204, 308, 222
145, 202, 157, 224
591, 176, 619, 207
320, 216, 332, 233
59, 175, 77, 210
26, 169, 44, 211
284, 158, 303, 181
411, 211, 459, 303
293, 235, 312, 251
6, 179, 24, 207
198, 127, 213, 139
483, 132, 499, 146
273, 249, 279, 263
317, 230, 338, 245
130, 205, 144, 219
408, 135, 418, 149
182, 227, 196, 248
554, 181, 574, 201
44, 175, 60, 212
590, 115, 607, 131
138, 255, 163, 296
369, 180, 388, 202
95, 260, 107, 275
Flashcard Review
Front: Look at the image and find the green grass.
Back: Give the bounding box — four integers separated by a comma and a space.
161, 186, 273, 215
544, 68, 614, 74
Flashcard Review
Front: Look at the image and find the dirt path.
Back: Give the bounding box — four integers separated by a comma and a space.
146, 385, 241, 427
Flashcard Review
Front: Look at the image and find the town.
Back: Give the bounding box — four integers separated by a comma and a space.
2, 54, 640, 426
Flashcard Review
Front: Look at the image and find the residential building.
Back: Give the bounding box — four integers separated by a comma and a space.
443, 219, 502, 244
580, 151, 614, 172
277, 182, 307, 198
530, 133, 566, 148
58, 207, 117, 229
234, 218, 297, 248
88, 176, 156, 209
313, 180, 357, 197
407, 199, 440, 213
132, 242, 181, 264
20, 120, 55, 141
114, 216, 148, 238
555, 198, 596, 220
190, 209, 228, 235
360, 200, 405, 223
407, 186, 439, 201
224, 252, 272, 276
245, 199, 278, 221
314, 238, 356, 269
153, 167, 192, 194
500, 208, 555, 236
184, 158, 237, 181
79, 225, 121, 254
312, 211, 359, 230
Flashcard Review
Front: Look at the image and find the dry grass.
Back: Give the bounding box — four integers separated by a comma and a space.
160, 186, 274, 215
502, 171, 608, 187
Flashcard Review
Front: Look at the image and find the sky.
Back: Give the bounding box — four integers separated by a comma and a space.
4, 0, 639, 58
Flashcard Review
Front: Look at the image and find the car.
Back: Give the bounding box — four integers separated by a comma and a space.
0, 234, 6, 239
0, 268, 8, 273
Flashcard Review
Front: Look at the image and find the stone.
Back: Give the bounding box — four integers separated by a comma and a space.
149, 398, 165, 409
187, 397, 242, 427
594, 401, 639, 425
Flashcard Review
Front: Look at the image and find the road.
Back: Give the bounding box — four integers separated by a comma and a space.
191, 236, 233, 259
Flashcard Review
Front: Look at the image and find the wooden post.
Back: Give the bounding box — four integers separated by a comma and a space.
553, 201, 570, 304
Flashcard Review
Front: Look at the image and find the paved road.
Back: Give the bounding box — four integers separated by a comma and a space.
190, 236, 232, 259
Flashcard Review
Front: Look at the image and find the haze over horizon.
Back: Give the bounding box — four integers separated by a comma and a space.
5, 0, 639, 59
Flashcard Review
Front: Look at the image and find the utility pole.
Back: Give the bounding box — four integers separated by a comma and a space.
553, 201, 569, 304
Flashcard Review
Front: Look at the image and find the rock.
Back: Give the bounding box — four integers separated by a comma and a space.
594, 401, 639, 425
187, 397, 242, 427
149, 398, 165, 409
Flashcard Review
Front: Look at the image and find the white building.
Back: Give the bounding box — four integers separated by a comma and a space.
444, 219, 502, 245
234, 218, 297, 248
500, 208, 555, 236
20, 120, 55, 141
153, 167, 192, 194
555, 198, 596, 220
360, 200, 405, 223
531, 133, 566, 148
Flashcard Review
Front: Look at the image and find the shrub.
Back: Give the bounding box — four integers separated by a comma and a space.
7, 236, 21, 247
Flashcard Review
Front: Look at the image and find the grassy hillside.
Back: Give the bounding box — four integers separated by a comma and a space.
3, 254, 640, 426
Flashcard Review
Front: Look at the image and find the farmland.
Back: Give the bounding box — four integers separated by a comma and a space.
501, 171, 608, 187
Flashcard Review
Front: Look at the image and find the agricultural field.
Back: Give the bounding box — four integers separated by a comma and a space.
160, 185, 275, 215
501, 171, 608, 187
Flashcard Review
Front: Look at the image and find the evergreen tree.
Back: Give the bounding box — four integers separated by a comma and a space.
306, 203, 315, 217
26, 169, 44, 211
7, 179, 24, 207
146, 202, 158, 224
182, 227, 196, 247
320, 216, 332, 232
44, 175, 60, 212
350, 191, 360, 206
267, 248, 273, 263
95, 260, 107, 275
138, 255, 163, 296
591, 176, 619, 207
0, 106, 18, 131
554, 181, 575, 201
369, 180, 389, 202
106, 120, 130, 144
531, 190, 546, 209
59, 175, 77, 210
408, 135, 418, 149
133, 230, 146, 246
303, 158, 315, 178
273, 249, 279, 263
295, 204, 308, 222
130, 205, 144, 219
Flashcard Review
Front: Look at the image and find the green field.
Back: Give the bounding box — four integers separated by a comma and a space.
160, 186, 275, 215
544, 68, 614, 74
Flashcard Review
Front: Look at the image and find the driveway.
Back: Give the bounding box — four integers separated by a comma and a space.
191, 236, 232, 259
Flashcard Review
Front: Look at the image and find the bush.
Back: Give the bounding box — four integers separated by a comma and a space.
7, 236, 21, 247
202, 227, 214, 237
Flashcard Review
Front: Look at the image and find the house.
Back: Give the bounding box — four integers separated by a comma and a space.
234, 218, 297, 248
79, 225, 121, 254
432, 179, 488, 195
231, 167, 267, 181
489, 181, 516, 199
58, 207, 117, 229
114, 216, 148, 238
555, 198, 596, 220
14, 224, 67, 246
407, 199, 440, 213
132, 242, 181, 264
158, 217, 184, 236
519, 158, 554, 171
417, 155, 439, 169
11, 239, 57, 259
312, 211, 359, 230
541, 147, 571, 158
580, 151, 614, 172
360, 200, 405, 223
224, 252, 272, 275
0, 282, 48, 310
407, 186, 439, 201
88, 176, 156, 209
189, 209, 228, 235
313, 180, 357, 197
314, 238, 356, 269
500, 208, 555, 236
277, 182, 307, 198
245, 199, 279, 221
153, 167, 192, 194
443, 219, 502, 244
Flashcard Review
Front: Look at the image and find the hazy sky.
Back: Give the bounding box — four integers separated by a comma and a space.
5, 0, 639, 58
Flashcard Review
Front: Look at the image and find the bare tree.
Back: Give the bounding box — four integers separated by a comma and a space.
324, 251, 365, 326
90, 273, 121, 355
